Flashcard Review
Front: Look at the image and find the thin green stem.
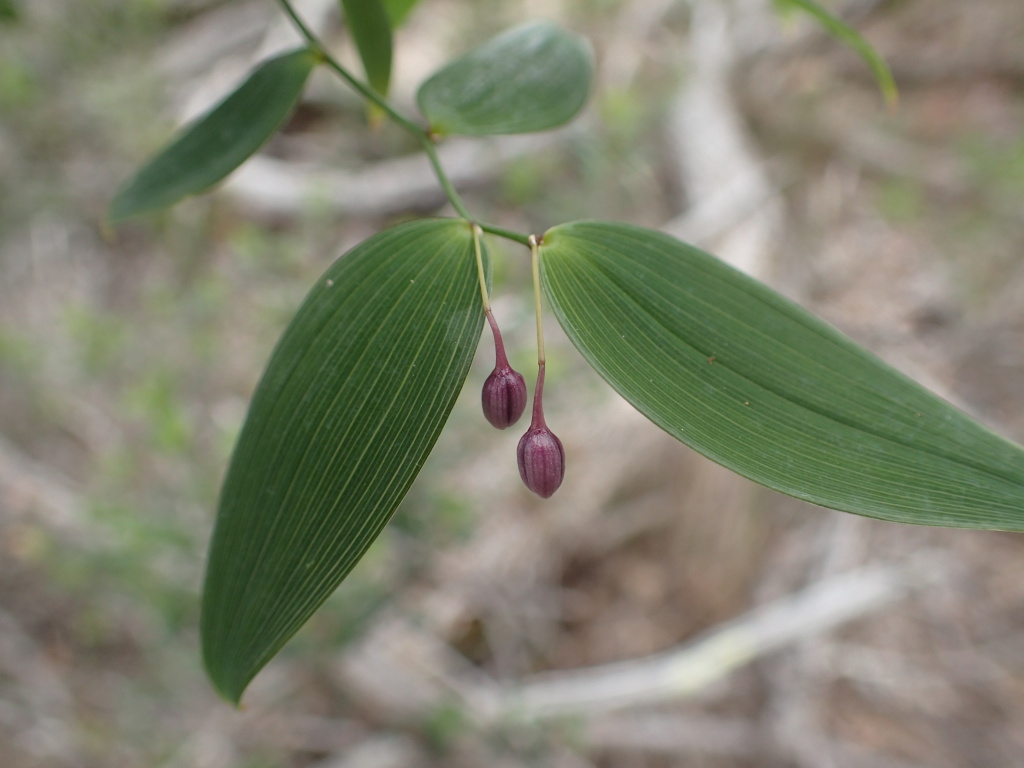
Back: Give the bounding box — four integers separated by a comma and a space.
278, 0, 420, 133
278, 0, 477, 219
278, 1, 538, 245
529, 234, 545, 365
479, 222, 531, 246
420, 136, 473, 220
472, 225, 491, 312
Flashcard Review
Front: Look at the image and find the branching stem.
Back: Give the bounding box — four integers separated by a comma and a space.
277, 0, 478, 221
278, 0, 533, 246
278, 0, 414, 132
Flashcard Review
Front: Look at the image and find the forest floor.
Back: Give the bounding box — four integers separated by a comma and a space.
1, 0, 1024, 766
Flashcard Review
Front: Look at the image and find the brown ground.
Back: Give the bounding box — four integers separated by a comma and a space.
1, 0, 1023, 766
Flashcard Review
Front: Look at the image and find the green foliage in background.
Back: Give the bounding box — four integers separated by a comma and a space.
774, 0, 897, 107
341, 0, 392, 96
110, 48, 317, 221
417, 21, 593, 135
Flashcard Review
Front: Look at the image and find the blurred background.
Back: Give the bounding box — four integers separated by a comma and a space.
2, 0, 1024, 765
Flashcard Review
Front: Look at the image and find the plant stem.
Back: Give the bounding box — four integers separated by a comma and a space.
472, 225, 491, 312
530, 359, 547, 426
277, 0, 474, 219
278, 0, 413, 132
278, 2, 535, 248
529, 234, 545, 366
419, 136, 473, 220
479, 222, 531, 246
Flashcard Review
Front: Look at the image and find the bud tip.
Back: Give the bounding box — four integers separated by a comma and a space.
482, 365, 527, 429
517, 425, 565, 498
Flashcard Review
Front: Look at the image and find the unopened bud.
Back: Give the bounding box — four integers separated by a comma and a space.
481, 309, 526, 429
517, 425, 565, 498
482, 364, 527, 429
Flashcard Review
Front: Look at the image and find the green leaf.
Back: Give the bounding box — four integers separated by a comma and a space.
775, 0, 898, 107
0, 0, 18, 23
202, 219, 486, 703
341, 0, 392, 96
382, 0, 421, 27
109, 48, 317, 222
540, 221, 1024, 529
416, 20, 593, 136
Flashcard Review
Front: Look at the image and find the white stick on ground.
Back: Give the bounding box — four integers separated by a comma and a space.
469, 555, 941, 721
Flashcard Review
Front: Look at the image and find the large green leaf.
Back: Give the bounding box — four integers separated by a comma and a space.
341, 0, 392, 96
202, 219, 486, 703
539, 221, 1024, 529
416, 20, 593, 136
109, 48, 317, 222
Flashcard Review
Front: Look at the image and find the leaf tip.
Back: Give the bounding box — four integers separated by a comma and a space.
882, 81, 900, 111
106, 190, 135, 225
201, 599, 252, 706
202, 642, 250, 707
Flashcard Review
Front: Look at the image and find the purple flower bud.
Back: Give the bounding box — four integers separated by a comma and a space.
481, 309, 527, 429
517, 425, 565, 498
482, 364, 527, 429
516, 361, 564, 498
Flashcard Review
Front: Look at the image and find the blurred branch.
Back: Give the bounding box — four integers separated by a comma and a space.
165, 0, 335, 121
222, 131, 574, 217
600, 0, 678, 90
765, 512, 872, 768
337, 554, 941, 732
477, 555, 941, 720
666, 0, 783, 278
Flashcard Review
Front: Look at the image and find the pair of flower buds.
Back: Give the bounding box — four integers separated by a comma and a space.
481, 312, 564, 498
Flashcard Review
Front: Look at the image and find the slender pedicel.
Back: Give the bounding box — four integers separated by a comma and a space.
517, 234, 565, 497
482, 310, 527, 429
475, 226, 527, 429
517, 361, 565, 498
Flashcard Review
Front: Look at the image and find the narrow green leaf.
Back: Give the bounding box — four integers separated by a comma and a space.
540, 221, 1024, 529
341, 0, 393, 97
202, 219, 486, 704
382, 0, 421, 27
109, 48, 317, 222
775, 0, 898, 107
416, 20, 593, 136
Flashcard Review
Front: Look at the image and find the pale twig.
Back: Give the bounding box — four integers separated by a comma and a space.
666, 0, 783, 279
476, 556, 940, 720
173, 0, 336, 121
222, 131, 574, 217
766, 513, 873, 768
600, 0, 678, 91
